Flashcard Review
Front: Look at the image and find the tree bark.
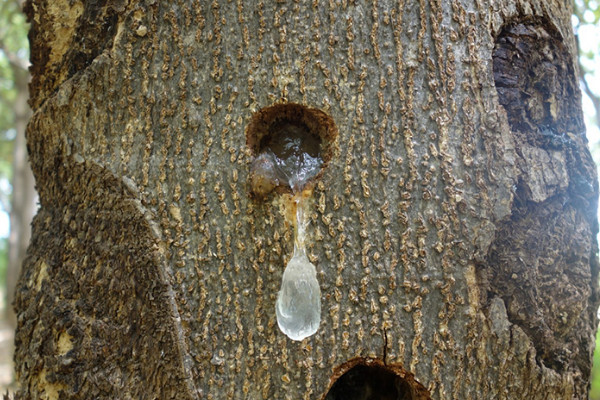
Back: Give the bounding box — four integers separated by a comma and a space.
15, 0, 598, 399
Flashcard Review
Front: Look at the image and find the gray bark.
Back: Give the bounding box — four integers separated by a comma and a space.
15, 0, 599, 399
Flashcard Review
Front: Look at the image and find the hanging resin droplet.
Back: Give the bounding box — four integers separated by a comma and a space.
276, 197, 321, 341
276, 246, 321, 341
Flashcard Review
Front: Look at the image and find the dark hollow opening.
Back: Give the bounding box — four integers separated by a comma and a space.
324, 365, 414, 400
259, 121, 322, 163
246, 103, 337, 197
257, 120, 323, 191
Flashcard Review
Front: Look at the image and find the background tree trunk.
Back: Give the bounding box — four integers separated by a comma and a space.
6, 61, 35, 328
15, 0, 599, 399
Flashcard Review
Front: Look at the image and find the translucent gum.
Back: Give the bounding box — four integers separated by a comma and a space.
275, 195, 321, 341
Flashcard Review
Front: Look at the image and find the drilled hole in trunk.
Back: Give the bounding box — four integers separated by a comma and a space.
325, 364, 413, 400
323, 358, 431, 400
246, 103, 337, 197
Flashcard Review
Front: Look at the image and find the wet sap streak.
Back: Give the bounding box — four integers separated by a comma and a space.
269, 122, 323, 341
250, 119, 324, 340
276, 195, 321, 341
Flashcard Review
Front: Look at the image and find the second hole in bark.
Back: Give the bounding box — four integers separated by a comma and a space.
324, 364, 415, 400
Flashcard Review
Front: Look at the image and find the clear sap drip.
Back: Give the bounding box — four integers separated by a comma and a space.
275, 246, 321, 341
276, 197, 321, 341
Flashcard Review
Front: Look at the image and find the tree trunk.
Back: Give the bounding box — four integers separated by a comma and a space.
15, 0, 598, 399
6, 60, 35, 328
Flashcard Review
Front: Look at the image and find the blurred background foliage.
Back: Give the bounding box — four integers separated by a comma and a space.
0, 0, 30, 387
572, 0, 600, 393
0, 0, 600, 394
1, 0, 29, 286
0, 0, 28, 209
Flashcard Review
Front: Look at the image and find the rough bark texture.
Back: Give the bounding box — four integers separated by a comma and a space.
16, 0, 598, 399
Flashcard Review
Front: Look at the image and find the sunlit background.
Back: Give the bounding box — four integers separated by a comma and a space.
0, 0, 599, 395
574, 0, 600, 395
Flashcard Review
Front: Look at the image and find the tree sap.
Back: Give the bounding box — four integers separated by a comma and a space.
255, 121, 322, 341
276, 194, 321, 341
